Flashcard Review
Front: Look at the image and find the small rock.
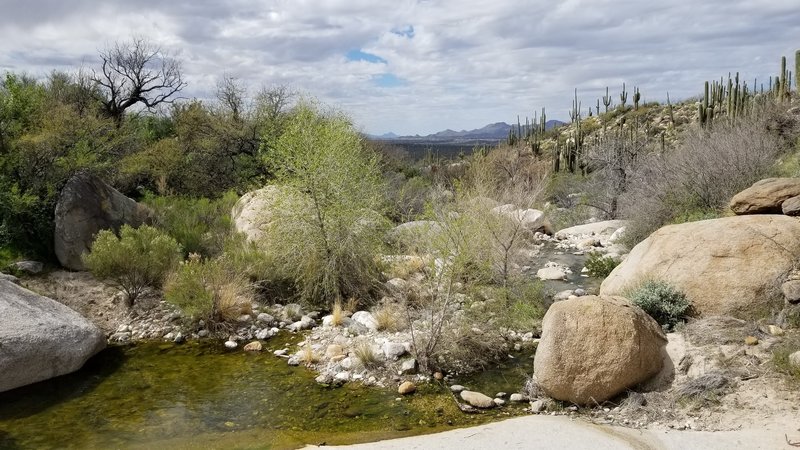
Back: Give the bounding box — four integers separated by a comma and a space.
496, 392, 507, 398
351, 311, 379, 331
244, 341, 262, 352
744, 336, 759, 346
224, 340, 238, 349
237, 314, 252, 323
173, 332, 185, 344
574, 288, 587, 296
382, 342, 408, 360
334, 372, 350, 383
255, 328, 273, 340
398, 381, 416, 395
198, 329, 209, 338
768, 325, 784, 336
460, 390, 495, 409
325, 344, 345, 358
274, 349, 288, 356
531, 400, 547, 413
782, 280, 800, 304
315, 374, 333, 384
537, 267, 567, 281
163, 332, 174, 340
493, 398, 506, 406
553, 290, 574, 301
788, 351, 800, 369
450, 384, 465, 393
11, 261, 43, 274
433, 372, 444, 381
510, 393, 527, 402
256, 313, 275, 325
287, 355, 300, 366
399, 358, 417, 375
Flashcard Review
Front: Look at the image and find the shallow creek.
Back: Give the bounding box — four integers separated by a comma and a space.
0, 334, 534, 450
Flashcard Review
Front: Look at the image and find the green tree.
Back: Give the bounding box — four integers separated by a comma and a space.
262, 99, 387, 306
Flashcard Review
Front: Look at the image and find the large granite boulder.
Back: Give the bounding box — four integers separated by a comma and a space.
729, 178, 800, 215
231, 185, 282, 243
533, 296, 666, 405
0, 279, 106, 392
601, 215, 800, 319
54, 173, 152, 270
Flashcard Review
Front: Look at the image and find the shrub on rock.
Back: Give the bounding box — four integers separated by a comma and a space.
627, 279, 689, 330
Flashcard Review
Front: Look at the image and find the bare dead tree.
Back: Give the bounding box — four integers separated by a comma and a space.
92, 38, 186, 126
215, 75, 246, 121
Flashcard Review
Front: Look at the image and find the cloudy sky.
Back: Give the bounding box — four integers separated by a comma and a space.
1, 0, 799, 135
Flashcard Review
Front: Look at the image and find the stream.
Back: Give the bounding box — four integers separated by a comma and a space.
0, 243, 597, 450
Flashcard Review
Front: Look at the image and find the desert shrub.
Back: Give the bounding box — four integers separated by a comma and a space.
627, 279, 690, 329
164, 256, 252, 324
83, 224, 182, 306
330, 299, 345, 326
675, 370, 731, 402
386, 173, 431, 222
143, 191, 238, 257
620, 116, 785, 246
585, 251, 620, 278
261, 100, 388, 307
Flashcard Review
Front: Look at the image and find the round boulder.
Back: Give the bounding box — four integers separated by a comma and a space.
601, 215, 800, 319
533, 295, 666, 405
0, 279, 106, 392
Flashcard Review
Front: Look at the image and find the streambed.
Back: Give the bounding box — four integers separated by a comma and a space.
0, 334, 533, 450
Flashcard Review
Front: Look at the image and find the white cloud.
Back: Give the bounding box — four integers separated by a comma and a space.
1, 0, 799, 134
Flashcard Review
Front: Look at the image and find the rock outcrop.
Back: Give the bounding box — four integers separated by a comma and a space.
54, 173, 152, 270
600, 215, 800, 319
533, 296, 666, 405
0, 279, 106, 392
729, 178, 800, 215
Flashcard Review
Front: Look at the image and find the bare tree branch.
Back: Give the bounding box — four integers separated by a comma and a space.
91, 37, 186, 126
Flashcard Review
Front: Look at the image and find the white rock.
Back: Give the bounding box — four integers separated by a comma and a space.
224, 340, 238, 349
537, 267, 567, 281
382, 342, 408, 360
450, 384, 465, 393
509, 393, 527, 402
351, 311, 379, 331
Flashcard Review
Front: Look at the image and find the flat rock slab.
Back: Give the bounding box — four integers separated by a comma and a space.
729, 177, 800, 215
0, 279, 106, 392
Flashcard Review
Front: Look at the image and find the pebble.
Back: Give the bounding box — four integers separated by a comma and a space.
450, 385, 465, 393
274, 349, 287, 356
509, 393, 526, 402
531, 400, 547, 413
224, 340, 238, 349
493, 398, 506, 406
744, 336, 759, 346
398, 381, 416, 395
244, 341, 262, 352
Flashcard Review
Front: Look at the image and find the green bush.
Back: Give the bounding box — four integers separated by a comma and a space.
628, 279, 690, 330
261, 100, 388, 307
83, 225, 182, 306
164, 256, 252, 325
585, 252, 620, 278
143, 192, 238, 257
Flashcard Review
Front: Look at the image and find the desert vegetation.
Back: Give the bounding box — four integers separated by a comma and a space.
3, 39, 800, 435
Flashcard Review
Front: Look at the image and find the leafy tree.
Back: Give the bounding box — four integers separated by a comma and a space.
262, 99, 388, 306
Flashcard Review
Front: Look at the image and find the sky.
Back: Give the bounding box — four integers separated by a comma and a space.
1, 0, 799, 136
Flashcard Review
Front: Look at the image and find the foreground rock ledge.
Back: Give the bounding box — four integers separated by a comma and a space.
533, 295, 666, 405
0, 279, 106, 392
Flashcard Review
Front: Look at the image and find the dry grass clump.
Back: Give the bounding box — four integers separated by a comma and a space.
331, 299, 345, 326
683, 316, 759, 346
300, 342, 319, 366
385, 255, 427, 280
674, 370, 732, 402
372, 299, 407, 332
619, 391, 679, 423
353, 340, 382, 369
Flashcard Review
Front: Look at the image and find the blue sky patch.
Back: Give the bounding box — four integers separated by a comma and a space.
391, 25, 414, 38
372, 73, 406, 88
345, 49, 387, 64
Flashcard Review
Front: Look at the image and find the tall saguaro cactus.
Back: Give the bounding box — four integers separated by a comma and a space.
795, 50, 800, 94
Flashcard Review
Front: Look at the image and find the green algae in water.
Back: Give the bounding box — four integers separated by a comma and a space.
0, 337, 532, 449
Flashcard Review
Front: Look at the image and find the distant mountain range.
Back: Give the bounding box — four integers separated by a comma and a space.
370, 120, 566, 142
